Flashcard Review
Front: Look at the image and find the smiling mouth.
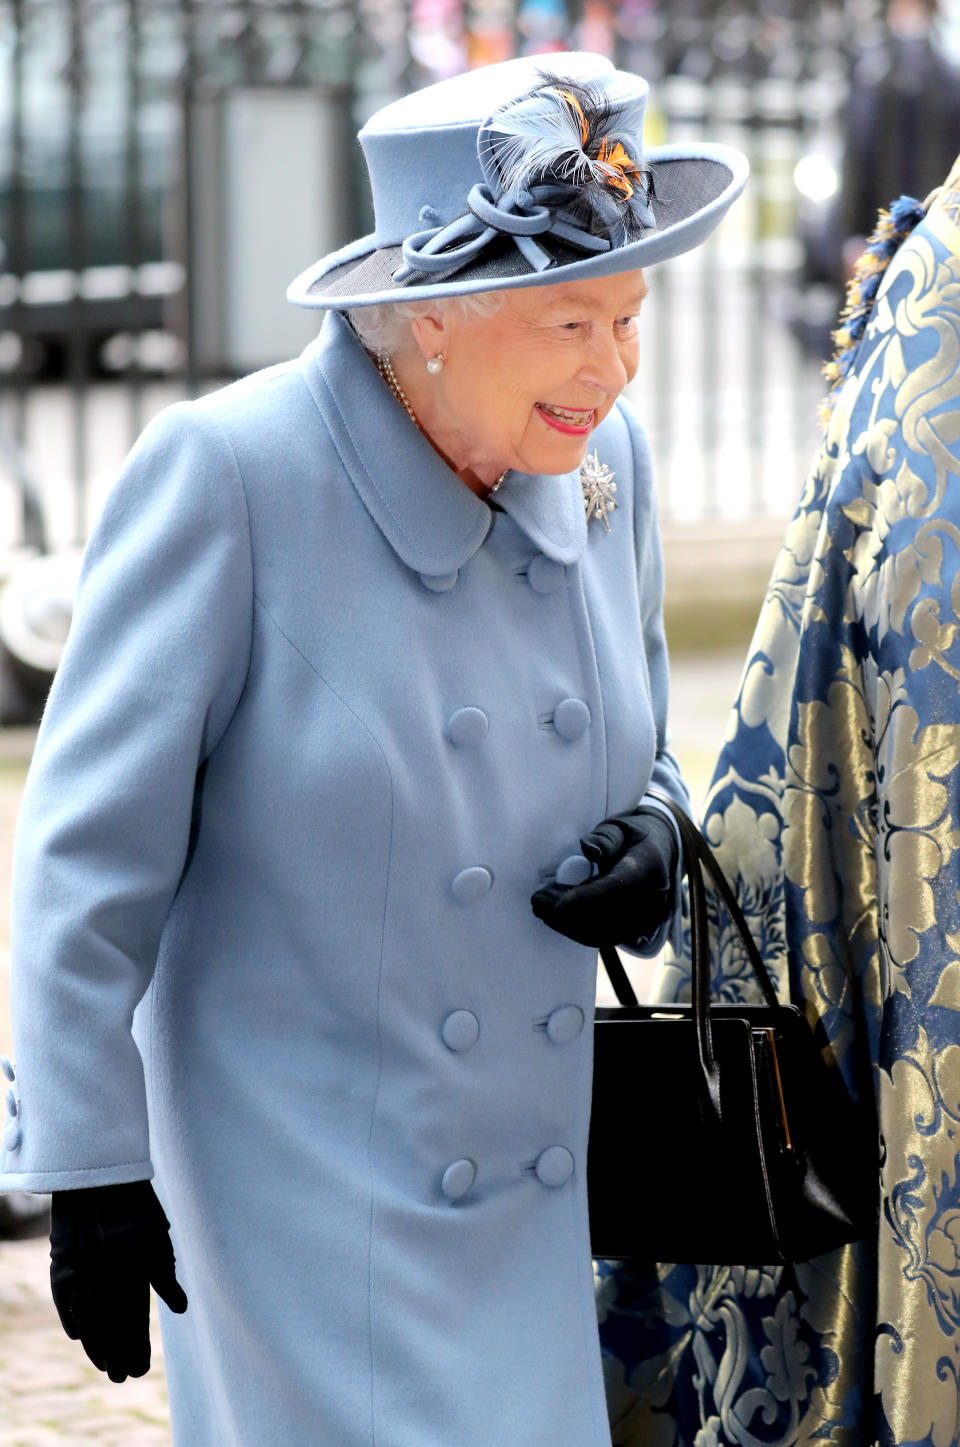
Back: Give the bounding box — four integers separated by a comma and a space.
536, 403, 595, 433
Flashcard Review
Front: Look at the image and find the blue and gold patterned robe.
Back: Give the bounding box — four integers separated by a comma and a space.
596, 160, 960, 1446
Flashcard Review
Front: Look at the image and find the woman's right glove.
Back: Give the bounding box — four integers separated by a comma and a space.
49, 1179, 188, 1381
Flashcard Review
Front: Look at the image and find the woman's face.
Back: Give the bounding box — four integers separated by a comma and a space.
408, 270, 647, 488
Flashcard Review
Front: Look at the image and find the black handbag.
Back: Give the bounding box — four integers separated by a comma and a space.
588, 791, 879, 1265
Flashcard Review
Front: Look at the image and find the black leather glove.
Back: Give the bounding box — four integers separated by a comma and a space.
531, 807, 679, 948
50, 1179, 188, 1382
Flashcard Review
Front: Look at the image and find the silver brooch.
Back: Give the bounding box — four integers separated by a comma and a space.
580, 450, 617, 531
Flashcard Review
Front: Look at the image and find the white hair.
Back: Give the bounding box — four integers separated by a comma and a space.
346, 291, 507, 356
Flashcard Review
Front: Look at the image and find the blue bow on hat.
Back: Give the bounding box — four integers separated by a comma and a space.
394, 183, 612, 283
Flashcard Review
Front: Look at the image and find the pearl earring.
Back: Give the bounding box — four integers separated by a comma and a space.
426, 353, 445, 375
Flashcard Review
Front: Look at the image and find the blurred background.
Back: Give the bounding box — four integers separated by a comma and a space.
0, 0, 958, 719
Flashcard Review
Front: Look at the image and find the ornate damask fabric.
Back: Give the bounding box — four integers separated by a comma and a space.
596, 159, 960, 1447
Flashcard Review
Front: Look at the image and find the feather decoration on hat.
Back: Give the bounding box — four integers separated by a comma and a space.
481, 73, 655, 246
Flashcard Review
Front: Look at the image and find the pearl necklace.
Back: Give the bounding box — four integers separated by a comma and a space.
376, 353, 508, 495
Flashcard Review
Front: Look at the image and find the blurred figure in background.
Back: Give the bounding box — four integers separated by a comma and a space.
597, 160, 960, 1445
796, 0, 960, 355
840, 0, 960, 274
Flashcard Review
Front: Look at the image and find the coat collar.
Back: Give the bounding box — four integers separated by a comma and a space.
299, 312, 587, 576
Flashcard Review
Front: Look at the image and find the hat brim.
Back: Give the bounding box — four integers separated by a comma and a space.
288, 144, 748, 311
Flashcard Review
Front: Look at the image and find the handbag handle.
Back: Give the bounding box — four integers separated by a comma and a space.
599, 791, 780, 1122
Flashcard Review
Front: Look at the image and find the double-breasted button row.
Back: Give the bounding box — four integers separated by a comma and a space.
418, 554, 566, 596
442, 1006, 583, 1053
447, 697, 589, 750
451, 849, 591, 902
439, 1147, 575, 1201
443, 682, 590, 907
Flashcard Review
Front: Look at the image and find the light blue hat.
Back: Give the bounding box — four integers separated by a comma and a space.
288, 52, 749, 311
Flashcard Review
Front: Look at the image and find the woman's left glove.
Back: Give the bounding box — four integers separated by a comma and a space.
530, 807, 679, 948
49, 1179, 188, 1382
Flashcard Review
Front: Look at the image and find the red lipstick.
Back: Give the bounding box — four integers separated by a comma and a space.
535, 404, 595, 436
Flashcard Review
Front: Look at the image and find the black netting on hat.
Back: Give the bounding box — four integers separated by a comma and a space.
652, 159, 728, 228
309, 158, 730, 303
317, 238, 555, 299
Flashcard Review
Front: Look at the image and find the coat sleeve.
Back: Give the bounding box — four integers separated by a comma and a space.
0, 403, 253, 1192
618, 398, 688, 957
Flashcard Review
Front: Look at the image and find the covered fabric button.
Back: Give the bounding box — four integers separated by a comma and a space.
3, 1121, 22, 1153
419, 570, 459, 593
0, 1056, 14, 1083
556, 854, 592, 887
447, 707, 489, 748
546, 1005, 585, 1045
553, 698, 591, 741
527, 556, 565, 594
440, 1158, 477, 1201
442, 1010, 480, 1052
4, 1088, 17, 1117
451, 866, 493, 903
535, 1146, 575, 1188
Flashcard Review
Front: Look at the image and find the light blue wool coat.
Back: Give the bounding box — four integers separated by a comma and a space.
0, 311, 685, 1447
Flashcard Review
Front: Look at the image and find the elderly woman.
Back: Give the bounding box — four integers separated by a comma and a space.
0, 53, 746, 1447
